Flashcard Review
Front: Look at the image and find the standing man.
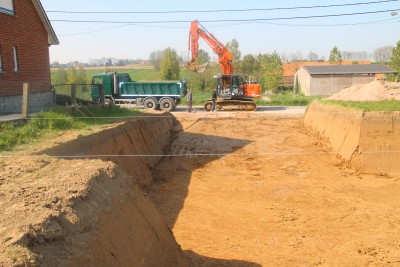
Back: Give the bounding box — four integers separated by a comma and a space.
187, 89, 193, 112
211, 89, 217, 112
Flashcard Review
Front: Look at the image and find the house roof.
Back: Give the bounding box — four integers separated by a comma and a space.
31, 0, 59, 45
302, 64, 396, 75
282, 60, 371, 77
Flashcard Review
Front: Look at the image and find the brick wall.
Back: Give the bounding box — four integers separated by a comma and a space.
0, 0, 52, 98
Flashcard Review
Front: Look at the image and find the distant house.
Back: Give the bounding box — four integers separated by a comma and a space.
294, 64, 396, 96
281, 61, 371, 87
0, 0, 59, 114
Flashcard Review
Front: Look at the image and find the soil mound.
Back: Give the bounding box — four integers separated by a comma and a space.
326, 80, 400, 101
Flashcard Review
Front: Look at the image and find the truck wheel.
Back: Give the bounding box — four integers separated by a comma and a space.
160, 98, 173, 111
144, 98, 157, 110
104, 98, 112, 106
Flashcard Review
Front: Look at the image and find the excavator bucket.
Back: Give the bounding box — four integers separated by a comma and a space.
187, 62, 208, 73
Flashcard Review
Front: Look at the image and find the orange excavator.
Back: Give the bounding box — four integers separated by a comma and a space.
188, 20, 261, 111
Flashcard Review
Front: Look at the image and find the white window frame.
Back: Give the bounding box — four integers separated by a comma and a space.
13, 46, 18, 72
0, 0, 14, 15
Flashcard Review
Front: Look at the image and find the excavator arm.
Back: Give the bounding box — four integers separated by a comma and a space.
188, 20, 233, 75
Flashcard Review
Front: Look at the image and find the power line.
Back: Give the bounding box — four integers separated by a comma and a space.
46, 0, 399, 14
254, 16, 400, 27
50, 9, 399, 24
57, 17, 399, 37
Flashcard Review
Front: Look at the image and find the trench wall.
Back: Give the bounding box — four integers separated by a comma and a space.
41, 115, 175, 187
32, 115, 190, 266
304, 102, 400, 176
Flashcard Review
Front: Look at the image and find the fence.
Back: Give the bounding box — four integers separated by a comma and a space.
52, 83, 100, 105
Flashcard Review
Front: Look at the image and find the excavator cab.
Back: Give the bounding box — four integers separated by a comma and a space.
216, 74, 245, 98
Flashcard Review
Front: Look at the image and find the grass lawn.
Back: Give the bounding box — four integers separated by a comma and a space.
0, 106, 142, 151
321, 100, 400, 111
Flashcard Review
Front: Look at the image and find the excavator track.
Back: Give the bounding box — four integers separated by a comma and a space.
204, 99, 257, 112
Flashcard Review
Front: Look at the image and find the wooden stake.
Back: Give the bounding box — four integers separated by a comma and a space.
22, 83, 29, 119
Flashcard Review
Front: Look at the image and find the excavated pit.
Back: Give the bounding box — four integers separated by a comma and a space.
1, 108, 400, 266
0, 114, 254, 266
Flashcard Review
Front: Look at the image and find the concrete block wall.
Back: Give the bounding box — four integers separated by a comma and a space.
0, 91, 55, 114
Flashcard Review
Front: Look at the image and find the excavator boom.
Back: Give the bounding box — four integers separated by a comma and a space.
187, 20, 261, 111
188, 20, 233, 75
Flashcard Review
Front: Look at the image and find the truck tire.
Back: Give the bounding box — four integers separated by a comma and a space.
160, 98, 174, 111
143, 98, 157, 110
104, 98, 113, 106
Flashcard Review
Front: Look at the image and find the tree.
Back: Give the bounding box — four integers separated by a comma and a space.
342, 51, 369, 61
51, 61, 61, 68
257, 52, 283, 92
241, 54, 258, 75
388, 41, 400, 82
287, 52, 304, 62
225, 39, 241, 62
373, 45, 393, 63
53, 68, 68, 84
66, 65, 87, 84
329, 46, 342, 64
195, 49, 210, 65
307, 51, 319, 62
187, 63, 219, 92
149, 50, 164, 71
160, 47, 180, 80
67, 66, 78, 85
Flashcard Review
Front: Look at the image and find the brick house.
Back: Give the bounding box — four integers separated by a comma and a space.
0, 0, 58, 114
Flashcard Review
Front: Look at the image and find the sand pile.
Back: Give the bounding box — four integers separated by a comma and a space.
326, 80, 400, 101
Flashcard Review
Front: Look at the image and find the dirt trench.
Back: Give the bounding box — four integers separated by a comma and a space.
0, 115, 190, 266
1, 109, 400, 266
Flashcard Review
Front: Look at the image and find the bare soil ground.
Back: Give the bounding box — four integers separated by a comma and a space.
150, 113, 400, 266
1, 110, 400, 266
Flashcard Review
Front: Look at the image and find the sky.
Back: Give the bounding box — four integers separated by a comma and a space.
40, 0, 400, 64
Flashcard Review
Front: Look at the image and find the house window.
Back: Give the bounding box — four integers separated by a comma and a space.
0, 0, 14, 15
13, 46, 18, 72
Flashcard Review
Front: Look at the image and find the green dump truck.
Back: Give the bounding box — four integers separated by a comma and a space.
90, 72, 188, 111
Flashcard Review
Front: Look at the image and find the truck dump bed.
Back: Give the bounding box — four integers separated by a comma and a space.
121, 82, 183, 96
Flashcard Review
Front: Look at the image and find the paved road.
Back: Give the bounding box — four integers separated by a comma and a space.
0, 114, 23, 122
171, 105, 307, 116
0, 106, 307, 122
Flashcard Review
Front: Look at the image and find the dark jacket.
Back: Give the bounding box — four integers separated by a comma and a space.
212, 92, 217, 101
